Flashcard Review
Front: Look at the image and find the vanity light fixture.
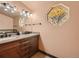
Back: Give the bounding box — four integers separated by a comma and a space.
0, 2, 16, 13
20, 9, 32, 17
30, 13, 32, 16
27, 12, 32, 17
19, 10, 32, 28
4, 8, 8, 11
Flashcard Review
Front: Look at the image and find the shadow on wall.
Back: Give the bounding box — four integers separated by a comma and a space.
38, 36, 57, 58
39, 36, 45, 51
38, 36, 47, 58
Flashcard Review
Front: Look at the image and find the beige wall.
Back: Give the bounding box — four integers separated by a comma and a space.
23, 1, 79, 57
0, 14, 13, 29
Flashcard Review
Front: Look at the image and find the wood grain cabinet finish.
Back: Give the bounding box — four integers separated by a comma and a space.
0, 35, 39, 58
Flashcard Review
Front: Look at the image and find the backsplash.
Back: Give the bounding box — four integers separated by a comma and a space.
0, 29, 18, 33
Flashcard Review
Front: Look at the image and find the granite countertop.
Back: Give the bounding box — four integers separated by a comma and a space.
0, 32, 40, 44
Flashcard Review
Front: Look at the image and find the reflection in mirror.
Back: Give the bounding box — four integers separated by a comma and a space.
0, 2, 19, 18
0, 13, 13, 30
0, 2, 32, 32
0, 2, 16, 14
19, 9, 32, 29
19, 16, 27, 27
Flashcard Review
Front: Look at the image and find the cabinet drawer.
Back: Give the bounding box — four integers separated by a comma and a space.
19, 41, 30, 48
20, 41, 30, 45
0, 46, 20, 58
0, 42, 20, 52
19, 38, 29, 43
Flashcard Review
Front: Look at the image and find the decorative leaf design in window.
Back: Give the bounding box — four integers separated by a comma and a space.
47, 4, 69, 26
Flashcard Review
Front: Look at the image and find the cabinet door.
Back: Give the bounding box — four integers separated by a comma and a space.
19, 41, 30, 58
20, 46, 30, 58
0, 47, 20, 58
29, 36, 39, 56
0, 42, 21, 58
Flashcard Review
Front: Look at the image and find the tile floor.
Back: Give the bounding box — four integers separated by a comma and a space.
32, 52, 50, 58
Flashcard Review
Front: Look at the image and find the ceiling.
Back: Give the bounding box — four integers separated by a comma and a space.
22, 1, 56, 13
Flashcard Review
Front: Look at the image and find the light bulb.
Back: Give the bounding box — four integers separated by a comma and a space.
14, 8, 16, 11
4, 8, 7, 11
27, 12, 30, 17
6, 5, 10, 9
24, 14, 27, 16
30, 13, 32, 16
11, 10, 14, 13
23, 10, 25, 14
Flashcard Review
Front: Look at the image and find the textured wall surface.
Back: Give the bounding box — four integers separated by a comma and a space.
22, 1, 79, 57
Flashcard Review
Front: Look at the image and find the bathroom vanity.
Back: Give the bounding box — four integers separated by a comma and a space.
0, 33, 39, 58
0, 1, 40, 58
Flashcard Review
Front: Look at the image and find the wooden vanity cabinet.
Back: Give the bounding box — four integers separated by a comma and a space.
19, 35, 39, 57
0, 35, 39, 58
0, 41, 21, 58
29, 36, 39, 56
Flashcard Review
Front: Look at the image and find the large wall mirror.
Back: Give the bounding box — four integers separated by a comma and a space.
0, 2, 31, 32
